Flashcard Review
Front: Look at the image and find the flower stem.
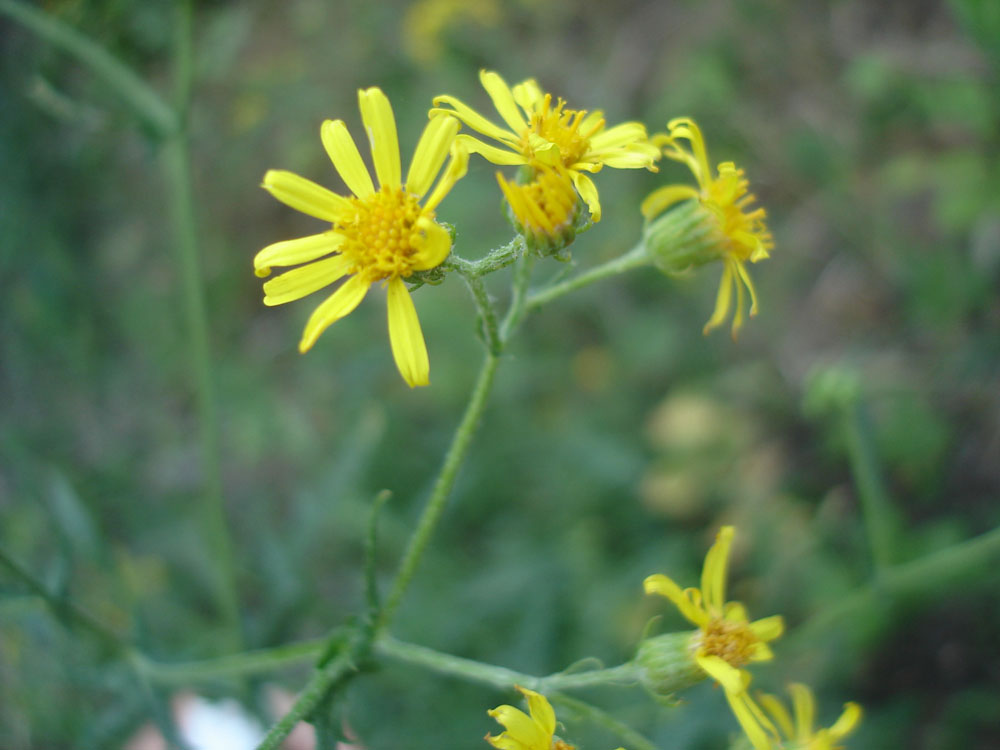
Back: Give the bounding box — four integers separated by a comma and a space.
551, 693, 659, 750
525, 242, 649, 312
0, 0, 177, 137
377, 349, 502, 629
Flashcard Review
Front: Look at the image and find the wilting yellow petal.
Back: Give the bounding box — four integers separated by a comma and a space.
263, 255, 352, 306
386, 277, 429, 387
643, 574, 709, 627
480, 70, 528, 134
758, 692, 795, 739
320, 119, 375, 199
409, 215, 452, 270
640, 185, 699, 220
262, 170, 354, 223
406, 115, 459, 198
254, 231, 346, 277
298, 275, 369, 353
666, 117, 712, 184
735, 261, 760, 317
357, 87, 401, 188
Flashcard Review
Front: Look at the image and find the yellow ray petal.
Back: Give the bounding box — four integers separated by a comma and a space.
480, 70, 528, 133
423, 140, 470, 211
263, 255, 352, 306
298, 275, 369, 353
643, 574, 709, 627
386, 277, 430, 387
357, 87, 401, 188
724, 690, 773, 750
758, 692, 795, 739
409, 215, 452, 270
406, 115, 459, 198
828, 702, 863, 739
254, 231, 346, 277
696, 654, 745, 695
487, 704, 548, 749
518, 687, 556, 737
430, 98, 515, 144
262, 170, 354, 223
454, 134, 525, 166
571, 170, 601, 222
320, 119, 375, 199
703, 261, 735, 334
749, 615, 784, 642
788, 683, 815, 741
589, 121, 649, 150
511, 78, 544, 114
640, 185, 699, 220
700, 525, 734, 614
734, 261, 760, 317
667, 117, 711, 182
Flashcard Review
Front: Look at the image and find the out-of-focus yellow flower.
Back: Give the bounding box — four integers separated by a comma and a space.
403, 0, 500, 65
727, 681, 863, 750
432, 70, 660, 221
485, 687, 619, 750
257, 87, 467, 387
496, 163, 579, 250
642, 118, 773, 337
643, 526, 784, 697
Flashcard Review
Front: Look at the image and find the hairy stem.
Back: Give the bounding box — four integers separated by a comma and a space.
525, 242, 648, 312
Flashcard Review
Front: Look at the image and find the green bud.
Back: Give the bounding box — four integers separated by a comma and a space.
642, 200, 723, 274
635, 631, 704, 698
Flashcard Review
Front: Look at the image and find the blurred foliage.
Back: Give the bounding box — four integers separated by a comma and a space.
2, 0, 999, 748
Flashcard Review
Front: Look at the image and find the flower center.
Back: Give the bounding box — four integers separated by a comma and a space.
702, 165, 773, 263
521, 94, 603, 167
552, 741, 576, 750
695, 618, 759, 668
340, 185, 426, 283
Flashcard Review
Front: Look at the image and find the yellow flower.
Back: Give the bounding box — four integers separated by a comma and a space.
642, 118, 773, 337
432, 70, 660, 221
496, 163, 580, 250
643, 526, 784, 695
727, 681, 863, 750
485, 686, 571, 750
256, 87, 468, 387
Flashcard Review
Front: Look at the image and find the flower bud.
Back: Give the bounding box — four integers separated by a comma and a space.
642, 200, 723, 274
634, 631, 705, 698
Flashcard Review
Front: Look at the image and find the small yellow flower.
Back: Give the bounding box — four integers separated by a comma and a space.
643, 526, 784, 695
496, 163, 580, 250
727, 681, 863, 750
485, 687, 619, 750
256, 87, 468, 387
432, 70, 660, 221
642, 118, 773, 337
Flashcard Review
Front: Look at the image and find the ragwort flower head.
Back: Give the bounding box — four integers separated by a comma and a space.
642, 118, 774, 337
485, 686, 620, 750
432, 70, 660, 222
256, 87, 468, 387
496, 163, 581, 254
642, 526, 784, 696
728, 681, 862, 750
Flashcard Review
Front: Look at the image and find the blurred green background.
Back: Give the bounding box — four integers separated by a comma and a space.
2, 0, 1000, 748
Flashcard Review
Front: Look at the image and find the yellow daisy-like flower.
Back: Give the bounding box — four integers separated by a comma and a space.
642, 118, 774, 337
727, 681, 863, 750
485, 686, 618, 750
496, 163, 580, 250
643, 526, 784, 696
256, 87, 468, 387
432, 70, 660, 221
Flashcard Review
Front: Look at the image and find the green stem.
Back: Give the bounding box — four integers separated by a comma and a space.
378, 349, 501, 629
525, 242, 648, 313
551, 693, 659, 750
500, 252, 536, 341
256, 651, 359, 750
162, 135, 242, 645
445, 235, 525, 278
376, 636, 638, 692
0, 0, 177, 136
0, 545, 128, 651
843, 401, 898, 570
136, 637, 328, 684
460, 271, 501, 354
